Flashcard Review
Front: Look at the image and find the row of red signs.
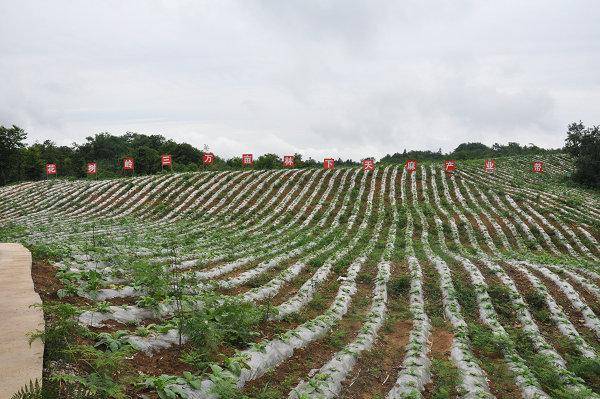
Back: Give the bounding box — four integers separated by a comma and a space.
358, 159, 543, 173
44, 158, 545, 175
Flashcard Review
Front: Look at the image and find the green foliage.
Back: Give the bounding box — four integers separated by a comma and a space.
139, 373, 200, 399
180, 348, 212, 371
254, 153, 282, 169
1, 123, 562, 187
25, 302, 132, 398
452, 279, 477, 315
326, 329, 347, 349
180, 293, 266, 368
55, 345, 132, 399
468, 323, 510, 358
566, 356, 600, 392
208, 364, 246, 399
10, 379, 95, 399
0, 223, 27, 241
10, 380, 43, 399
0, 128, 327, 186
524, 291, 546, 311
28, 301, 88, 360
430, 358, 460, 399
27, 243, 69, 261
130, 261, 170, 303
95, 331, 131, 352
308, 292, 327, 311
564, 121, 600, 188
508, 327, 595, 398
486, 283, 515, 321
0, 125, 27, 185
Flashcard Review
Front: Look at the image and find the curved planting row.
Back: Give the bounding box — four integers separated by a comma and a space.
0, 155, 598, 399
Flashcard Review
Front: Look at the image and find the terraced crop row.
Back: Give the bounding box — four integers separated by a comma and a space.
0, 153, 598, 398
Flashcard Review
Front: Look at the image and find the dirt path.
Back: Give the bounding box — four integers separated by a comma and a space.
0, 243, 44, 398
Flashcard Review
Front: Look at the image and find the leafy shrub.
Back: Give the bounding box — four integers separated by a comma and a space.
130, 261, 170, 302
180, 293, 266, 365
56, 345, 132, 399
28, 302, 88, 360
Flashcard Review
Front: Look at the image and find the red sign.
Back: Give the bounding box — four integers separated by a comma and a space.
405, 159, 417, 173
363, 159, 375, 171
283, 155, 295, 167
161, 154, 172, 167
532, 161, 543, 173
203, 152, 214, 165
87, 162, 97, 174
323, 158, 335, 170
484, 159, 495, 173
123, 157, 134, 171
46, 163, 57, 175
242, 153, 253, 166
444, 160, 456, 173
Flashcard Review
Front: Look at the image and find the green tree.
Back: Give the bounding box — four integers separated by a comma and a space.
255, 153, 281, 169
18, 146, 44, 181
0, 125, 27, 185
564, 122, 600, 188
132, 146, 161, 175
451, 142, 491, 159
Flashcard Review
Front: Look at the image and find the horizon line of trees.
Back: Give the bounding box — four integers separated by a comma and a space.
0, 124, 595, 187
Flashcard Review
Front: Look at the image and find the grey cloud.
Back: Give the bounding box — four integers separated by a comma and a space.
0, 0, 599, 158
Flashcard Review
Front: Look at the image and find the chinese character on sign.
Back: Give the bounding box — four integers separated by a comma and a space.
532, 161, 543, 173
283, 155, 295, 167
242, 153, 253, 166
444, 160, 456, 173
484, 159, 495, 173
87, 162, 97, 174
323, 158, 335, 170
123, 158, 134, 171
405, 159, 417, 173
46, 163, 57, 175
203, 152, 214, 165
363, 159, 375, 171
161, 155, 172, 167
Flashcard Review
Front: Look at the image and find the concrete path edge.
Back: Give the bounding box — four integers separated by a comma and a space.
0, 243, 44, 398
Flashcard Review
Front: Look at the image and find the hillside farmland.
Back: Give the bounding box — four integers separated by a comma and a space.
1, 153, 599, 399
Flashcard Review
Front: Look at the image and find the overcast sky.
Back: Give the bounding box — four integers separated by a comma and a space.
1, 1, 599, 160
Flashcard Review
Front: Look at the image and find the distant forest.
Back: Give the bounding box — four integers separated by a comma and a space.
0, 123, 596, 188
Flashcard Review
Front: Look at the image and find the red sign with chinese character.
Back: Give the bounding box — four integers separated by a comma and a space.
444, 160, 456, 173
242, 153, 253, 166
161, 155, 172, 166
87, 162, 97, 174
46, 163, 57, 175
484, 159, 495, 173
363, 159, 375, 171
283, 155, 295, 167
532, 161, 543, 173
323, 158, 335, 170
123, 157, 134, 171
203, 152, 214, 165
405, 159, 417, 173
